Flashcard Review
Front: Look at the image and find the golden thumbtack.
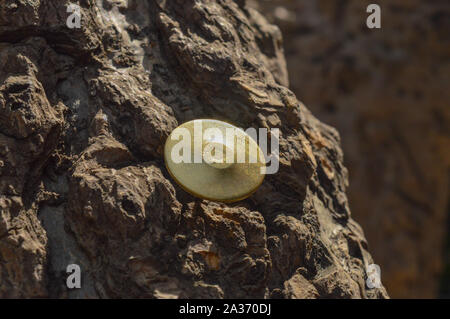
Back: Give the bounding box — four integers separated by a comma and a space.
164, 119, 266, 202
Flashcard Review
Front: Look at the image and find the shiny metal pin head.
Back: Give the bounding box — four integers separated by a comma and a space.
164, 119, 266, 202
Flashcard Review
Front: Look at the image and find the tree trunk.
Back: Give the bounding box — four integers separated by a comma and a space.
0, 0, 388, 298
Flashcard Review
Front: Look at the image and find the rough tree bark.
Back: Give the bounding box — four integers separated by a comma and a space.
0, 0, 388, 298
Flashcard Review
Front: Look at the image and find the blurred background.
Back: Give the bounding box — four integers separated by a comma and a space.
249, 0, 450, 298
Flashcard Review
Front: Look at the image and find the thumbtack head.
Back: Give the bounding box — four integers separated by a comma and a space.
164, 119, 266, 202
